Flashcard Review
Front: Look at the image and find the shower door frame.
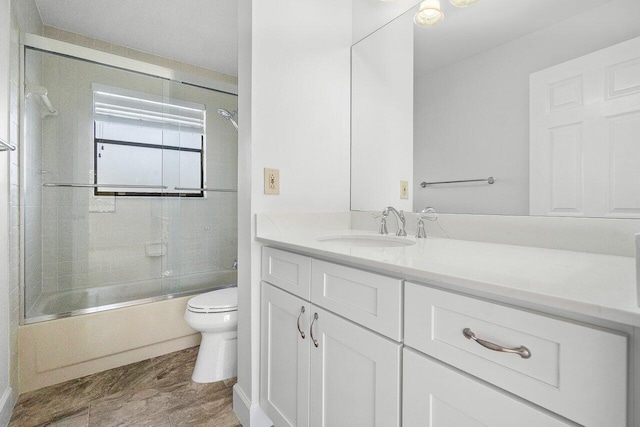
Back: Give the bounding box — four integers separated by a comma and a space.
18, 33, 238, 325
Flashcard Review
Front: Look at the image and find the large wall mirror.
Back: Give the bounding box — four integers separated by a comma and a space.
351, 0, 640, 218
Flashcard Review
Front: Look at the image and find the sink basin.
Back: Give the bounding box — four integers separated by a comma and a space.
316, 234, 416, 248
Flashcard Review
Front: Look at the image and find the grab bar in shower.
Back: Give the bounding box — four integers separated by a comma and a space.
0, 138, 16, 152
174, 187, 237, 193
420, 177, 495, 188
43, 183, 169, 189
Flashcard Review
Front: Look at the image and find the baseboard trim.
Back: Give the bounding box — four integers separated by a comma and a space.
233, 384, 251, 426
0, 387, 15, 427
232, 384, 272, 427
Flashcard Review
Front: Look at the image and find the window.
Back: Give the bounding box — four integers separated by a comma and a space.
93, 85, 206, 197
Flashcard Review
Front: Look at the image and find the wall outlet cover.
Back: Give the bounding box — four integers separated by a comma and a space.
264, 168, 280, 195
400, 181, 409, 199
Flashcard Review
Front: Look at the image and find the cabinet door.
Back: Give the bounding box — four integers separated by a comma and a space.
309, 306, 401, 427
403, 348, 575, 427
260, 282, 310, 427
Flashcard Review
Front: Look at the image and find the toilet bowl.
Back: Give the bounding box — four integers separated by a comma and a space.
184, 286, 238, 383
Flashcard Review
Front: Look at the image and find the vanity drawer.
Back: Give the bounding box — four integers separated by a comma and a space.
403, 348, 575, 427
311, 259, 402, 341
262, 247, 311, 299
404, 283, 627, 427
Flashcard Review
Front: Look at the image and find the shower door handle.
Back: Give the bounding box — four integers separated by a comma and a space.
296, 306, 306, 339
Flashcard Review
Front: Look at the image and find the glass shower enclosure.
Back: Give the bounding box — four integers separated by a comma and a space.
21, 42, 238, 323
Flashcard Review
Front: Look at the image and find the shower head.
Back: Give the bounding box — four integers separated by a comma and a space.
218, 108, 238, 130
218, 108, 235, 119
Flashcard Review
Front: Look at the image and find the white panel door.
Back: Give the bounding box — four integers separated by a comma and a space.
531, 35, 640, 217
403, 348, 575, 427
309, 306, 401, 427
260, 282, 310, 427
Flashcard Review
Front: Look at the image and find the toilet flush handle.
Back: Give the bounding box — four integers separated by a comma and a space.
297, 306, 306, 339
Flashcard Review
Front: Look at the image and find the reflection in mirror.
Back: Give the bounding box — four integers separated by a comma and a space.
351, 0, 640, 218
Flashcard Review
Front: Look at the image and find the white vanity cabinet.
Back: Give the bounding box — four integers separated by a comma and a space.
260, 248, 402, 427
259, 246, 630, 426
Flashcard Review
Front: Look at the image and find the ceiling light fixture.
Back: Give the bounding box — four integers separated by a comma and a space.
414, 0, 444, 27
449, 0, 479, 7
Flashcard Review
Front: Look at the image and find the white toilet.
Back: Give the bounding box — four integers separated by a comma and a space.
184, 286, 238, 383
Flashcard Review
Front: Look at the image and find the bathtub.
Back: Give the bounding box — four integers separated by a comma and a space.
18, 270, 237, 393
25, 269, 237, 322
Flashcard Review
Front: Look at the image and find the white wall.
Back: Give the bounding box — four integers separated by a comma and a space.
235, 0, 252, 424
236, 0, 352, 424
414, 0, 640, 215
351, 11, 414, 212
0, 0, 12, 420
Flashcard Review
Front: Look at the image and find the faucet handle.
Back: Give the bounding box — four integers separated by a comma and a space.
416, 217, 427, 239
373, 212, 389, 234
418, 207, 438, 221
416, 207, 437, 239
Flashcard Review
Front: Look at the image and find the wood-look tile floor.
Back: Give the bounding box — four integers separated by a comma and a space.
9, 346, 241, 427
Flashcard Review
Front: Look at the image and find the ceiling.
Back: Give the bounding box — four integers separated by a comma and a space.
34, 0, 614, 80
413, 0, 614, 75
34, 0, 238, 76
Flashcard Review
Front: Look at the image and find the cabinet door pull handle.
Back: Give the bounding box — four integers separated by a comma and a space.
297, 306, 306, 339
463, 328, 531, 359
310, 313, 319, 348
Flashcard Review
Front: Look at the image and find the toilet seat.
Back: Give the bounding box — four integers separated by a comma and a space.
187, 286, 237, 314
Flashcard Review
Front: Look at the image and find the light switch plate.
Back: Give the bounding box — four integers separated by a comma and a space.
264, 168, 280, 195
400, 181, 409, 199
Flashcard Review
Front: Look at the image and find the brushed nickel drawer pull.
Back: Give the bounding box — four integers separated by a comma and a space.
463, 328, 531, 359
297, 306, 306, 339
310, 313, 319, 348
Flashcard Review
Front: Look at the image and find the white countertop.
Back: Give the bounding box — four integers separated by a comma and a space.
257, 227, 640, 328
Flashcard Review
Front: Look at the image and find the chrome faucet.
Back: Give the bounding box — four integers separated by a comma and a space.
382, 206, 407, 236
